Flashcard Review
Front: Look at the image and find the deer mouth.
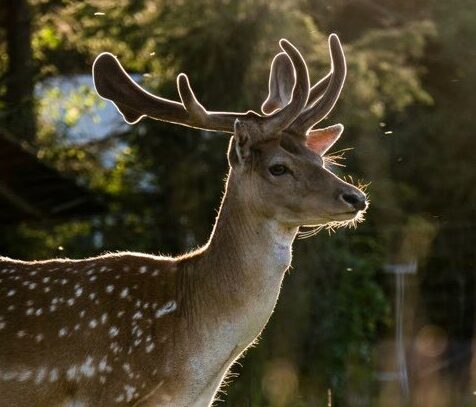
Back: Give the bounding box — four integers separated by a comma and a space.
335, 211, 358, 219
301, 210, 360, 227
329, 209, 365, 222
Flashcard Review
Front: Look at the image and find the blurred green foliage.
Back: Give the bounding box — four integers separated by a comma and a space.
0, 0, 475, 406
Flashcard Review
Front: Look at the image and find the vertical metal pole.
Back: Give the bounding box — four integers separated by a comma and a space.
396, 271, 410, 399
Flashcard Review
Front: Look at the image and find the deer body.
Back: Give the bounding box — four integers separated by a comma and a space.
0, 174, 296, 407
0, 34, 369, 405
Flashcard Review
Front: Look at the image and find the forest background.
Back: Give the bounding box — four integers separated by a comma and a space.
0, 0, 475, 406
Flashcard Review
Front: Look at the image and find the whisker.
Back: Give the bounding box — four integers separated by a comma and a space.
297, 207, 367, 240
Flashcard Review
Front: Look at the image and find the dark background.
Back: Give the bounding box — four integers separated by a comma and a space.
0, 0, 475, 406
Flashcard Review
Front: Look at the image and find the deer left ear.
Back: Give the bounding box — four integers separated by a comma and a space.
306, 124, 344, 156
232, 119, 253, 164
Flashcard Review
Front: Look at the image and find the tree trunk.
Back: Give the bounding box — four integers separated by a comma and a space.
3, 0, 36, 143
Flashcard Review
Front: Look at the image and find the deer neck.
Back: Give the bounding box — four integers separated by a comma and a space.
172, 173, 298, 401
205, 175, 298, 281
181, 172, 298, 338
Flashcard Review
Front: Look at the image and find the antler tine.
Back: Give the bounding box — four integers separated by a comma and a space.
261, 52, 294, 115
93, 52, 249, 133
262, 39, 310, 133
176, 73, 260, 132
289, 34, 346, 135
176, 73, 210, 126
307, 71, 332, 108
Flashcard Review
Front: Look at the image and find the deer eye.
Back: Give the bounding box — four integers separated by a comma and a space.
269, 164, 288, 176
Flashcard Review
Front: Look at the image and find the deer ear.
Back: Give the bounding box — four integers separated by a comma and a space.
232, 119, 252, 164
306, 124, 344, 156
261, 52, 294, 115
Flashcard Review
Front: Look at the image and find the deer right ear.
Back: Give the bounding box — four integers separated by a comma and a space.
229, 119, 252, 165
306, 124, 344, 156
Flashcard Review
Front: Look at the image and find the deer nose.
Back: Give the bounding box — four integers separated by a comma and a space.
339, 191, 367, 211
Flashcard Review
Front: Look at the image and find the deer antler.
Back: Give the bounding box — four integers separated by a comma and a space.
92, 52, 249, 132
261, 34, 346, 136
261, 54, 331, 115
288, 34, 346, 135
92, 39, 309, 134
93, 35, 344, 137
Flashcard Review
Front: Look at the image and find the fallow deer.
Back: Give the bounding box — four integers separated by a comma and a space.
0, 34, 367, 406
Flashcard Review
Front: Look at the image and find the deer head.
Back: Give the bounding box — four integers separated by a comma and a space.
93, 34, 367, 231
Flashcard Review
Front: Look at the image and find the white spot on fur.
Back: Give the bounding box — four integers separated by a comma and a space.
17, 370, 32, 382
133, 327, 143, 338
110, 342, 121, 354
35, 367, 47, 384
109, 326, 119, 338
49, 368, 59, 382
124, 384, 136, 402
66, 401, 87, 407
98, 357, 110, 373
79, 356, 95, 378
155, 300, 177, 318
1, 369, 17, 381
66, 366, 78, 381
